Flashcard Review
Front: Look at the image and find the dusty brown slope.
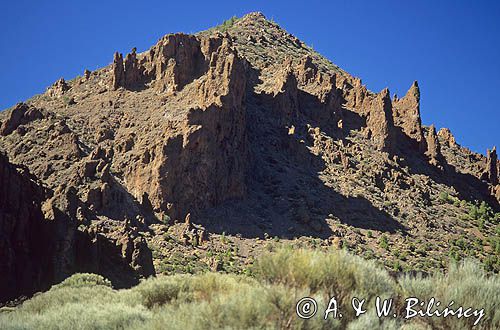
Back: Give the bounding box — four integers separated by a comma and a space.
0, 12, 499, 302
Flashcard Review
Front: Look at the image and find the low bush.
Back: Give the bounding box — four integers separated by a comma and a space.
53, 273, 112, 289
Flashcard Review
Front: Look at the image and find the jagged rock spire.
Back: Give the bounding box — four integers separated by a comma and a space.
392, 81, 424, 150
124, 48, 142, 87
111, 48, 144, 90
366, 88, 395, 152
111, 52, 125, 90
425, 124, 443, 168
438, 128, 457, 148
486, 147, 498, 185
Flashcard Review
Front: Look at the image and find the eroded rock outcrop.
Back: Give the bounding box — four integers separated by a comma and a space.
365, 88, 395, 152
124, 36, 248, 221
343, 77, 368, 110
485, 147, 498, 185
112, 49, 144, 90
1, 12, 499, 303
75, 222, 154, 288
111, 52, 125, 90
294, 56, 342, 127
392, 81, 425, 149
425, 125, 444, 168
296, 55, 318, 85
0, 103, 44, 136
47, 78, 70, 98
271, 63, 299, 122
145, 34, 206, 93
124, 48, 143, 88
437, 127, 457, 148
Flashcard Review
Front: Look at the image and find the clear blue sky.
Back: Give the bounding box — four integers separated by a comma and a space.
1, 0, 498, 154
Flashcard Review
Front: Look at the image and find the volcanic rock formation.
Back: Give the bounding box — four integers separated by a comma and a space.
1, 12, 499, 303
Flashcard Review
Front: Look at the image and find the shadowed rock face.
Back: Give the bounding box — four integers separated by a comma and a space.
485, 147, 498, 185
0, 153, 154, 303
0, 153, 54, 302
0, 12, 499, 302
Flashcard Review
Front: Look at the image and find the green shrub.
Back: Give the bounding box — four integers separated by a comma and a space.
439, 191, 449, 203
211, 16, 238, 33
53, 273, 112, 289
251, 247, 396, 322
379, 235, 389, 250
399, 259, 500, 329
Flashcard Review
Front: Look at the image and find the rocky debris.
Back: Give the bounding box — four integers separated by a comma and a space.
54, 132, 83, 161
0, 103, 44, 136
438, 128, 457, 148
392, 81, 425, 149
484, 147, 498, 185
425, 125, 444, 168
46, 78, 70, 97
181, 213, 206, 246
365, 88, 395, 152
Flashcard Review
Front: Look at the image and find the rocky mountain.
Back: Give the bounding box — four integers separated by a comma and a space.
0, 12, 498, 303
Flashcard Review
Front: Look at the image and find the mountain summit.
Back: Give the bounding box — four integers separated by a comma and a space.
0, 12, 499, 303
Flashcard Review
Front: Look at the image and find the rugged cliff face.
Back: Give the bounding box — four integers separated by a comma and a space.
120, 36, 249, 220
0, 12, 499, 302
0, 153, 54, 302
0, 152, 154, 303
